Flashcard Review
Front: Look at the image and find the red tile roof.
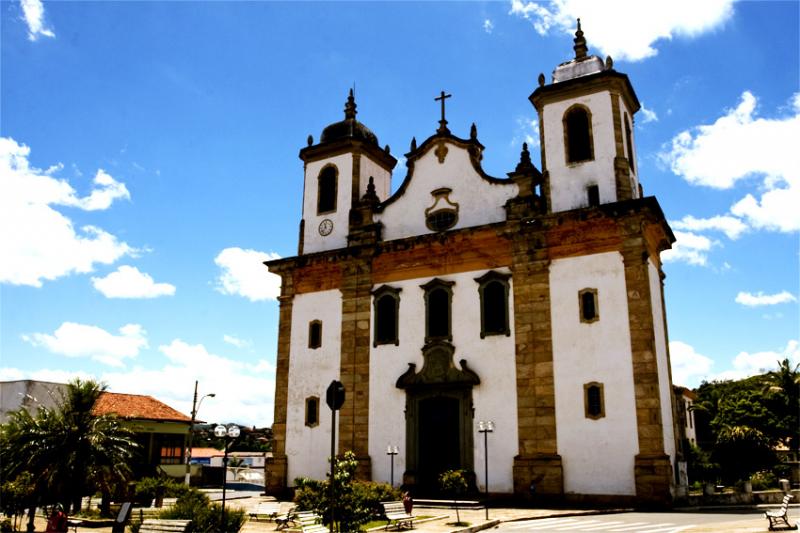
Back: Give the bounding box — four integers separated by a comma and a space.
191, 447, 223, 458
92, 392, 191, 423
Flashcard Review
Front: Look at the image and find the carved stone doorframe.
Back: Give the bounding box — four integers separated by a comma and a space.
396, 341, 480, 490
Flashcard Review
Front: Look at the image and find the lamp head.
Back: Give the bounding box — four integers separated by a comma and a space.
214, 425, 227, 438
228, 425, 241, 438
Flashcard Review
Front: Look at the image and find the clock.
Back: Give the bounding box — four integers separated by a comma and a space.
318, 218, 334, 236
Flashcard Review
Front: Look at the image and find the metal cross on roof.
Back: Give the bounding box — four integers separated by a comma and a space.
435, 90, 452, 134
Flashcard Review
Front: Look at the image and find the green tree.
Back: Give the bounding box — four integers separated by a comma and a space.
712, 425, 776, 484
439, 470, 468, 526
763, 358, 800, 454
0, 379, 138, 519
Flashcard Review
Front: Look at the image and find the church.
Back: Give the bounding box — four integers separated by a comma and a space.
265, 22, 678, 505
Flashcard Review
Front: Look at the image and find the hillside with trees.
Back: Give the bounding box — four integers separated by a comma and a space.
689, 358, 799, 487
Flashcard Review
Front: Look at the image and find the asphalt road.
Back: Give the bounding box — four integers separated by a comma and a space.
494, 509, 799, 532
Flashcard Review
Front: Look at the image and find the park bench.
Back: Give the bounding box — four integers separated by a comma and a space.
138, 518, 192, 533
381, 501, 416, 530
297, 511, 330, 533
248, 501, 282, 522
765, 493, 796, 531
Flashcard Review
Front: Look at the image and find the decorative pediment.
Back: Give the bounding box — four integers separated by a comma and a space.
395, 341, 480, 390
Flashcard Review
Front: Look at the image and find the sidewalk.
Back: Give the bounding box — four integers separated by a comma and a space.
33, 494, 794, 533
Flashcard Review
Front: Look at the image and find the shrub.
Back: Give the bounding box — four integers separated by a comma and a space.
293, 451, 400, 532
154, 488, 246, 533
134, 476, 195, 506
751, 471, 778, 491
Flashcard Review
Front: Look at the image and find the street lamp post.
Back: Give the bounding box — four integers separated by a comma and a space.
386, 445, 399, 487
478, 421, 494, 520
214, 424, 240, 531
185, 381, 215, 485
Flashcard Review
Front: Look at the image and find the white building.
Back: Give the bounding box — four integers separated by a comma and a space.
266, 22, 678, 505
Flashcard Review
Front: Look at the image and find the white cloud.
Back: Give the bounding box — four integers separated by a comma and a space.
483, 19, 494, 34
671, 339, 800, 386
0, 340, 277, 426
223, 334, 252, 349
92, 265, 176, 299
0, 137, 134, 287
508, 0, 734, 62
670, 214, 747, 240
735, 290, 797, 307
214, 247, 281, 302
669, 340, 714, 388
105, 340, 275, 426
639, 103, 658, 124
725, 340, 800, 379
512, 116, 540, 149
22, 322, 148, 368
663, 92, 800, 189
661, 230, 715, 266
20, 0, 55, 41
661, 92, 800, 234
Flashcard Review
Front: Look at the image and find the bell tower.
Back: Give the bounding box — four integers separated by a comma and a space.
298, 90, 397, 254
530, 20, 641, 213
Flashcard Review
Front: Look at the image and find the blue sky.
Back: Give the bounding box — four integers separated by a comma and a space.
1, 0, 798, 427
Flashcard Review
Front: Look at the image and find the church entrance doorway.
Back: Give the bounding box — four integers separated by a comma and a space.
418, 395, 461, 490
395, 341, 481, 495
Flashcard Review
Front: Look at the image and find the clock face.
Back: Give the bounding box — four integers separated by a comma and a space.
318, 218, 334, 236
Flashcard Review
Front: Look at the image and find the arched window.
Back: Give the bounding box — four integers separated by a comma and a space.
584, 382, 605, 419
317, 166, 337, 214
563, 106, 594, 163
421, 279, 454, 343
624, 113, 636, 174
372, 285, 401, 346
308, 320, 322, 349
475, 271, 511, 338
579, 288, 599, 323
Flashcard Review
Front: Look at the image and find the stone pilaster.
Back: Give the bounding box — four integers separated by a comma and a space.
265, 273, 295, 495
622, 240, 672, 505
338, 254, 373, 480
510, 227, 563, 500
611, 93, 633, 201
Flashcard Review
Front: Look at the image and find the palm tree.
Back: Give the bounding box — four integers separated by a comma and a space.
763, 358, 800, 453
0, 379, 138, 522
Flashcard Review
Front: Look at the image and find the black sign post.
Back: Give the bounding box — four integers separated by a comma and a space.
326, 380, 345, 533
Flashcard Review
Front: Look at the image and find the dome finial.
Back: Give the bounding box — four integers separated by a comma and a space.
344, 88, 357, 120
573, 18, 588, 60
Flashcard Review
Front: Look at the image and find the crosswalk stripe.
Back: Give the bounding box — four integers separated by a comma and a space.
581, 522, 632, 530
507, 518, 697, 533
610, 524, 676, 532
549, 519, 608, 530
510, 518, 579, 529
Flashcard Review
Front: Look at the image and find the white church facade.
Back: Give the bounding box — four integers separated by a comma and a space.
265, 23, 678, 505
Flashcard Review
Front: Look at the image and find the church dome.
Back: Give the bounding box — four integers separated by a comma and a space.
319, 90, 379, 146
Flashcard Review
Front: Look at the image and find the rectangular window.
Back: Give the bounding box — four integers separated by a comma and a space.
584, 382, 605, 420
579, 288, 599, 323
159, 435, 185, 465
309, 320, 322, 349
587, 184, 600, 207
305, 396, 319, 427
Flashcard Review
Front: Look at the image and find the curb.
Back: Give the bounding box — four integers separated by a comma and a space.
448, 519, 500, 533
445, 508, 631, 533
